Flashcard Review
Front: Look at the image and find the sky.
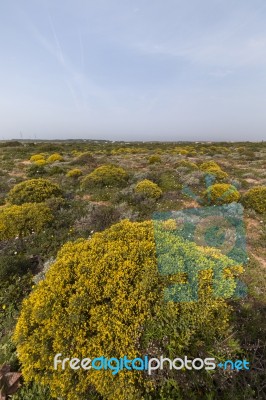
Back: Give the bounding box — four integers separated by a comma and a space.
0, 0, 266, 141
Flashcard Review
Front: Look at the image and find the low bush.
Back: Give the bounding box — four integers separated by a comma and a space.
66, 168, 82, 178
175, 160, 198, 170
200, 161, 228, 180
34, 159, 46, 166
46, 166, 65, 176
71, 152, 94, 166
135, 179, 162, 199
203, 183, 240, 205
26, 164, 47, 178
242, 186, 266, 213
158, 171, 181, 192
74, 204, 121, 233
7, 178, 62, 205
46, 153, 64, 163
0, 256, 32, 281
81, 165, 128, 188
148, 155, 162, 164
0, 203, 53, 240
30, 154, 45, 162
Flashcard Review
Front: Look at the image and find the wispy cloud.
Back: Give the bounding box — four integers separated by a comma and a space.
19, 7, 122, 114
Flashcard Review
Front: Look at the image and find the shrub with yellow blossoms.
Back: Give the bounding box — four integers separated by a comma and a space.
135, 179, 162, 199
203, 183, 240, 205
200, 161, 228, 180
29, 154, 46, 162
66, 168, 82, 178
13, 220, 243, 400
0, 203, 53, 240
46, 153, 64, 163
81, 164, 128, 188
7, 178, 62, 205
242, 186, 266, 213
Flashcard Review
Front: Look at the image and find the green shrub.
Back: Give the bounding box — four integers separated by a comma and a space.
12, 382, 53, 400
66, 168, 82, 178
7, 179, 62, 205
14, 220, 242, 400
148, 155, 162, 164
81, 165, 128, 188
203, 183, 240, 205
46, 166, 65, 176
242, 186, 266, 213
46, 153, 64, 163
75, 204, 121, 233
135, 179, 162, 199
26, 164, 47, 178
71, 152, 94, 166
0, 256, 32, 281
157, 172, 181, 191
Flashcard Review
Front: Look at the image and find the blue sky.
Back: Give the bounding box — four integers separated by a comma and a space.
1, 0, 266, 141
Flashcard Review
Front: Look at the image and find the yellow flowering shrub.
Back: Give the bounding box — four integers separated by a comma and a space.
179, 149, 189, 155
7, 179, 62, 205
81, 165, 128, 188
200, 161, 228, 180
66, 168, 82, 178
30, 154, 45, 162
13, 220, 242, 400
135, 179, 162, 199
148, 155, 162, 164
47, 153, 64, 163
242, 186, 266, 213
0, 203, 53, 240
34, 159, 46, 166
203, 183, 240, 205
175, 160, 198, 170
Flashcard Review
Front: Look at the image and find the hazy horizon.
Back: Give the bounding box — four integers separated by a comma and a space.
1, 0, 266, 141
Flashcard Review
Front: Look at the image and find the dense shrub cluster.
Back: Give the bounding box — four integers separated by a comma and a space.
242, 186, 266, 213
200, 161, 228, 180
175, 160, 198, 170
26, 164, 47, 178
7, 179, 62, 205
30, 154, 45, 162
47, 153, 64, 163
34, 159, 46, 166
71, 151, 94, 165
66, 168, 82, 178
14, 220, 243, 400
148, 155, 162, 164
135, 179, 162, 199
203, 183, 240, 205
0, 203, 53, 240
81, 165, 128, 188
